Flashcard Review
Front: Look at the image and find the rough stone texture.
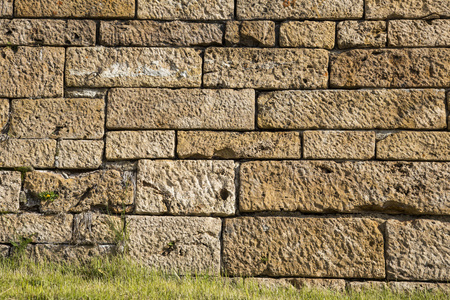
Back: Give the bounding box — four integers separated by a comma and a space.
107, 88, 254, 130
0, 98, 8, 131
245, 278, 294, 290
127, 216, 221, 274
23, 170, 134, 213
237, 0, 363, 20
73, 212, 121, 245
0, 0, 12, 17
389, 20, 450, 47
377, 132, 450, 161
0, 139, 56, 168
137, 0, 233, 20
346, 281, 388, 292
303, 131, 375, 160
15, 0, 134, 18
10, 98, 104, 139
66, 47, 202, 88
223, 217, 385, 278
238, 21, 276, 47
225, 22, 240, 46
56, 140, 104, 169
65, 88, 107, 99
0, 213, 73, 243
240, 161, 450, 214
280, 21, 335, 49
0, 171, 21, 213
386, 219, 450, 281
177, 131, 301, 159
136, 160, 235, 216
0, 19, 96, 46
288, 279, 346, 291
330, 48, 450, 88
0, 47, 64, 98
100, 21, 223, 47
204, 48, 329, 89
258, 89, 447, 130
0, 245, 9, 257
366, 0, 450, 19
32, 244, 114, 263
337, 21, 387, 49
389, 282, 450, 293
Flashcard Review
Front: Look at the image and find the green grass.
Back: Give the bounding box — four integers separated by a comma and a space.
0, 256, 447, 300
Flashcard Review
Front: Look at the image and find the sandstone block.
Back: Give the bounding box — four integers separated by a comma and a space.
0, 47, 64, 98
56, 140, 104, 169
136, 160, 235, 216
127, 216, 221, 274
0, 99, 8, 131
0, 0, 12, 16
346, 281, 388, 292
389, 20, 450, 47
0, 171, 21, 213
240, 161, 450, 214
177, 131, 301, 159
245, 278, 294, 290
337, 21, 386, 49
33, 244, 114, 263
389, 282, 450, 293
107, 88, 254, 130
223, 217, 385, 278
0, 139, 56, 168
65, 88, 107, 99
280, 21, 335, 49
0, 245, 9, 257
288, 279, 346, 291
204, 48, 328, 89
236, 21, 276, 47
73, 212, 121, 245
224, 22, 240, 46
366, 0, 450, 19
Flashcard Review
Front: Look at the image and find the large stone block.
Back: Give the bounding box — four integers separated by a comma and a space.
73, 212, 121, 245
32, 244, 114, 263
0, 171, 21, 213
0, 0, 12, 16
280, 21, 335, 49
366, 0, 450, 19
56, 140, 104, 169
389, 20, 450, 47
229, 21, 276, 47
0, 99, 8, 131
0, 139, 56, 168
337, 21, 386, 49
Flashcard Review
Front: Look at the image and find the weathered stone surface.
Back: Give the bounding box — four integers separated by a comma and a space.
0, 98, 8, 131
245, 278, 294, 290
0, 245, 9, 257
23, 170, 134, 213
258, 89, 446, 130
127, 216, 221, 274
0, 139, 56, 168
389, 20, 450, 47
10, 98, 104, 139
136, 160, 235, 216
225, 22, 240, 46
280, 21, 335, 49
204, 48, 328, 89
56, 140, 104, 169
0, 0, 12, 17
223, 217, 385, 278
33, 244, 114, 263
389, 282, 450, 293
15, 0, 134, 18
177, 131, 301, 159
288, 279, 346, 291
366, 0, 450, 19
100, 21, 223, 47
0, 19, 96, 46
378, 132, 450, 161
386, 219, 450, 281
346, 281, 387, 292
238, 21, 275, 47
137, 0, 233, 20
65, 88, 107, 99
330, 48, 450, 88
106, 131, 175, 160
240, 161, 450, 214
303, 131, 375, 160
107, 88, 254, 130
0, 47, 64, 98
0, 171, 21, 213
337, 21, 386, 49
73, 212, 121, 245
237, 0, 363, 20
0, 213, 73, 243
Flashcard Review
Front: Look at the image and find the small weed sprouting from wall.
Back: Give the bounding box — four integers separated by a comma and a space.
38, 191, 59, 202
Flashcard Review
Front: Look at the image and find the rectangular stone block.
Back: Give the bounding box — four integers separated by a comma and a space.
106, 131, 175, 160
66, 47, 202, 88
177, 131, 301, 159
0, 171, 21, 213
32, 244, 114, 263
366, 0, 450, 19
127, 216, 221, 274
107, 88, 254, 130
65, 88, 107, 99
0, 139, 56, 168
0, 98, 8, 131
0, 47, 64, 98
303, 131, 375, 160
225, 21, 276, 47
204, 48, 328, 89
389, 20, 450, 47
223, 217, 385, 278
136, 160, 235, 216
258, 89, 446, 130
73, 212, 121, 245
280, 21, 335, 49
10, 98, 104, 139
0, 0, 12, 17
56, 140, 104, 169
330, 48, 450, 88
337, 21, 386, 49
239, 161, 450, 215
386, 219, 450, 281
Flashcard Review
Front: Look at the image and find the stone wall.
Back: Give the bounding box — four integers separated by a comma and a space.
0, 0, 449, 291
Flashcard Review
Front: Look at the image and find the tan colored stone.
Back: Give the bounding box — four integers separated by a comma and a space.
127, 216, 221, 274
386, 219, 450, 281
15, 0, 134, 18
56, 140, 104, 169
224, 21, 240, 46
136, 160, 235, 216
389, 20, 450, 47
377, 132, 450, 161
106, 131, 175, 160
337, 21, 386, 49
330, 48, 450, 88
204, 48, 328, 89
107, 88, 254, 130
10, 98, 104, 139
73, 212, 121, 245
65, 88, 107, 99
33, 244, 114, 263
289, 279, 346, 291
0, 245, 9, 257
0, 213, 73, 243
304, 131, 375, 160
366, 0, 450, 19
258, 89, 447, 130
223, 217, 385, 278
240, 161, 450, 214
346, 281, 388, 292
0, 0, 12, 16
0, 98, 8, 131
280, 21, 335, 49
66, 47, 202, 88
0, 139, 56, 168
239, 21, 275, 47
0, 171, 21, 213
389, 282, 450, 293
177, 131, 301, 159
0, 47, 64, 98
245, 278, 294, 290
0, 19, 96, 46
